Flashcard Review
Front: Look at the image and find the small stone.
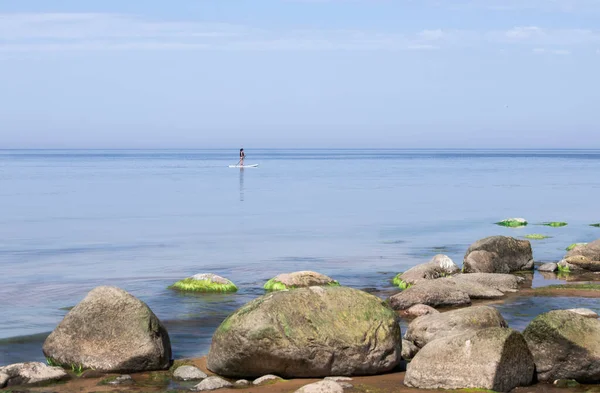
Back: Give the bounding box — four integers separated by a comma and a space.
235, 379, 250, 386
295, 380, 344, 393
538, 263, 558, 272
0, 362, 68, 386
554, 379, 580, 388
404, 304, 439, 318
253, 374, 282, 385
174, 365, 208, 381
567, 308, 599, 318
193, 376, 233, 391
402, 339, 419, 361
324, 377, 353, 382
107, 375, 133, 385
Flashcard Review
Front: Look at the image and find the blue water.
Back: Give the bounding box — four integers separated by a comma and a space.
1, 149, 600, 366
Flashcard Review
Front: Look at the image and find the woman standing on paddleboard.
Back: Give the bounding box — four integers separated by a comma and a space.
239, 148, 245, 166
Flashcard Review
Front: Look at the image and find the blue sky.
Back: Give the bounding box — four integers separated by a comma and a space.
1, 0, 599, 148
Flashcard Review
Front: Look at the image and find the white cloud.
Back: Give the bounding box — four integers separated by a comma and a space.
533, 48, 572, 55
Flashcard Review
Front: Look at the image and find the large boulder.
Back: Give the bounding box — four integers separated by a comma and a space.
566, 239, 600, 260
43, 286, 171, 373
463, 236, 534, 273
264, 271, 339, 291
393, 255, 459, 288
207, 286, 402, 378
0, 362, 67, 388
523, 310, 600, 382
404, 328, 534, 392
389, 279, 470, 310
404, 305, 508, 349
449, 273, 524, 292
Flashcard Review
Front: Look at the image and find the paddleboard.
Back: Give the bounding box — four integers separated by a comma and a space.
228, 164, 259, 168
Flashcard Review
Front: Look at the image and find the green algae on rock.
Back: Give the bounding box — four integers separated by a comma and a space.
495, 218, 527, 227
541, 222, 568, 227
169, 273, 238, 293
392, 274, 410, 290
524, 234, 551, 240
263, 271, 339, 291
566, 243, 587, 251
591, 223, 600, 228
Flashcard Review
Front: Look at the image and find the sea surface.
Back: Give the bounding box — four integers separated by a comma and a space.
1, 149, 600, 365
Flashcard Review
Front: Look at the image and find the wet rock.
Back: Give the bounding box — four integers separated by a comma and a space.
402, 304, 439, 318
253, 374, 282, 385
539, 263, 558, 272
523, 310, 600, 382
264, 271, 339, 291
107, 375, 133, 385
193, 376, 233, 391
463, 236, 534, 273
170, 273, 238, 293
401, 339, 419, 361
450, 272, 524, 292
43, 286, 171, 373
392, 255, 459, 288
173, 365, 208, 381
389, 279, 470, 310
559, 255, 600, 272
567, 308, 599, 318
0, 362, 68, 387
324, 377, 352, 382
405, 328, 534, 392
207, 286, 401, 378
404, 305, 508, 349
295, 380, 344, 393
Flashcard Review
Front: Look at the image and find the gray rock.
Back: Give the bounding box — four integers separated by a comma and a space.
339, 382, 353, 389
450, 272, 524, 292
324, 377, 352, 382
403, 304, 439, 318
295, 380, 344, 393
0, 362, 67, 387
253, 374, 281, 385
559, 255, 600, 272
174, 365, 208, 381
567, 308, 599, 318
235, 379, 250, 386
405, 305, 508, 349
442, 277, 505, 299
207, 286, 402, 378
396, 255, 460, 286
107, 375, 133, 385
389, 279, 471, 310
538, 263, 558, 272
523, 310, 600, 382
401, 339, 419, 361
265, 271, 338, 290
566, 239, 600, 261
405, 328, 534, 392
43, 286, 171, 373
193, 376, 233, 391
463, 236, 534, 273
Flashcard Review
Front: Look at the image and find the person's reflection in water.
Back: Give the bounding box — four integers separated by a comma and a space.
239, 168, 244, 202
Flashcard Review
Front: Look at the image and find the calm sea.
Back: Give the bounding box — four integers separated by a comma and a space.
1, 149, 600, 365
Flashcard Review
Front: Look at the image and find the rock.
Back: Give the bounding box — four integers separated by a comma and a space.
404, 328, 534, 392
264, 271, 339, 291
388, 279, 471, 310
566, 239, 600, 260
496, 218, 527, 227
193, 376, 233, 391
523, 310, 600, 382
524, 234, 551, 240
443, 277, 505, 299
253, 375, 282, 385
559, 255, 600, 272
539, 263, 558, 272
566, 243, 587, 251
392, 255, 460, 288
169, 273, 237, 293
402, 304, 439, 318
0, 362, 68, 387
401, 339, 419, 361
42, 286, 171, 373
449, 272, 523, 292
324, 377, 353, 382
207, 286, 402, 378
404, 305, 508, 349
235, 379, 250, 386
463, 236, 534, 273
295, 380, 344, 393
567, 308, 599, 318
542, 221, 568, 227
554, 379, 580, 388
339, 382, 353, 389
173, 365, 208, 381
107, 375, 133, 385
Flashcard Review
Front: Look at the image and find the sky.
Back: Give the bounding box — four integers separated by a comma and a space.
1, 0, 599, 149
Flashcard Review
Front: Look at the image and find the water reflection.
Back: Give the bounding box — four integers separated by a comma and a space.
239, 168, 244, 202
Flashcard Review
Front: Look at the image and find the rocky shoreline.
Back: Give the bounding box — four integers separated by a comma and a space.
2, 235, 600, 393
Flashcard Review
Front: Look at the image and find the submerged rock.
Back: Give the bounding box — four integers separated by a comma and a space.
524, 234, 551, 240
43, 286, 171, 373
207, 286, 401, 378
264, 271, 339, 291
538, 263, 558, 272
496, 218, 527, 227
173, 365, 207, 381
392, 255, 459, 288
404, 328, 534, 392
388, 279, 471, 310
463, 236, 534, 273
106, 375, 133, 385
0, 362, 68, 388
193, 376, 233, 391
523, 310, 600, 382
169, 273, 238, 293
542, 222, 568, 227
404, 305, 508, 349
295, 380, 344, 393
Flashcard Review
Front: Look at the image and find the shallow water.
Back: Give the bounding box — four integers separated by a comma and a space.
1, 149, 600, 365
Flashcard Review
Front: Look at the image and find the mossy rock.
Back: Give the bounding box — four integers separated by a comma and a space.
566, 243, 587, 251
524, 234, 551, 240
542, 222, 568, 227
557, 264, 571, 273
590, 223, 600, 228
169, 273, 237, 293
392, 274, 410, 289
495, 218, 527, 227
263, 271, 339, 291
